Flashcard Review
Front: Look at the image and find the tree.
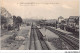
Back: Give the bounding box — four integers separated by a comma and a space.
75, 17, 79, 25
13, 15, 17, 30
16, 16, 23, 31
13, 15, 16, 22
13, 16, 23, 31
1, 15, 7, 24
55, 20, 58, 29
1, 15, 7, 29
17, 16, 22, 25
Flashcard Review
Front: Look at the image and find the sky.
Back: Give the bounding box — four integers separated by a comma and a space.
1, 0, 79, 19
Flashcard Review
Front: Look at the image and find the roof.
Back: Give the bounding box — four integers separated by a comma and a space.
69, 16, 79, 19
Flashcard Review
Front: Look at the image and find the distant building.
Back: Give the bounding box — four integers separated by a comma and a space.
58, 16, 64, 23
68, 16, 79, 26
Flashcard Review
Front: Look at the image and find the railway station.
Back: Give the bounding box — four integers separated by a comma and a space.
1, 16, 79, 50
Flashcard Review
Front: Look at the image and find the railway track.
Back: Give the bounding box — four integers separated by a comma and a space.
29, 25, 50, 50
46, 27, 79, 50
29, 26, 36, 50
35, 26, 50, 50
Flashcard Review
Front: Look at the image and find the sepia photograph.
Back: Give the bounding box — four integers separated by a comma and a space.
0, 0, 79, 50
